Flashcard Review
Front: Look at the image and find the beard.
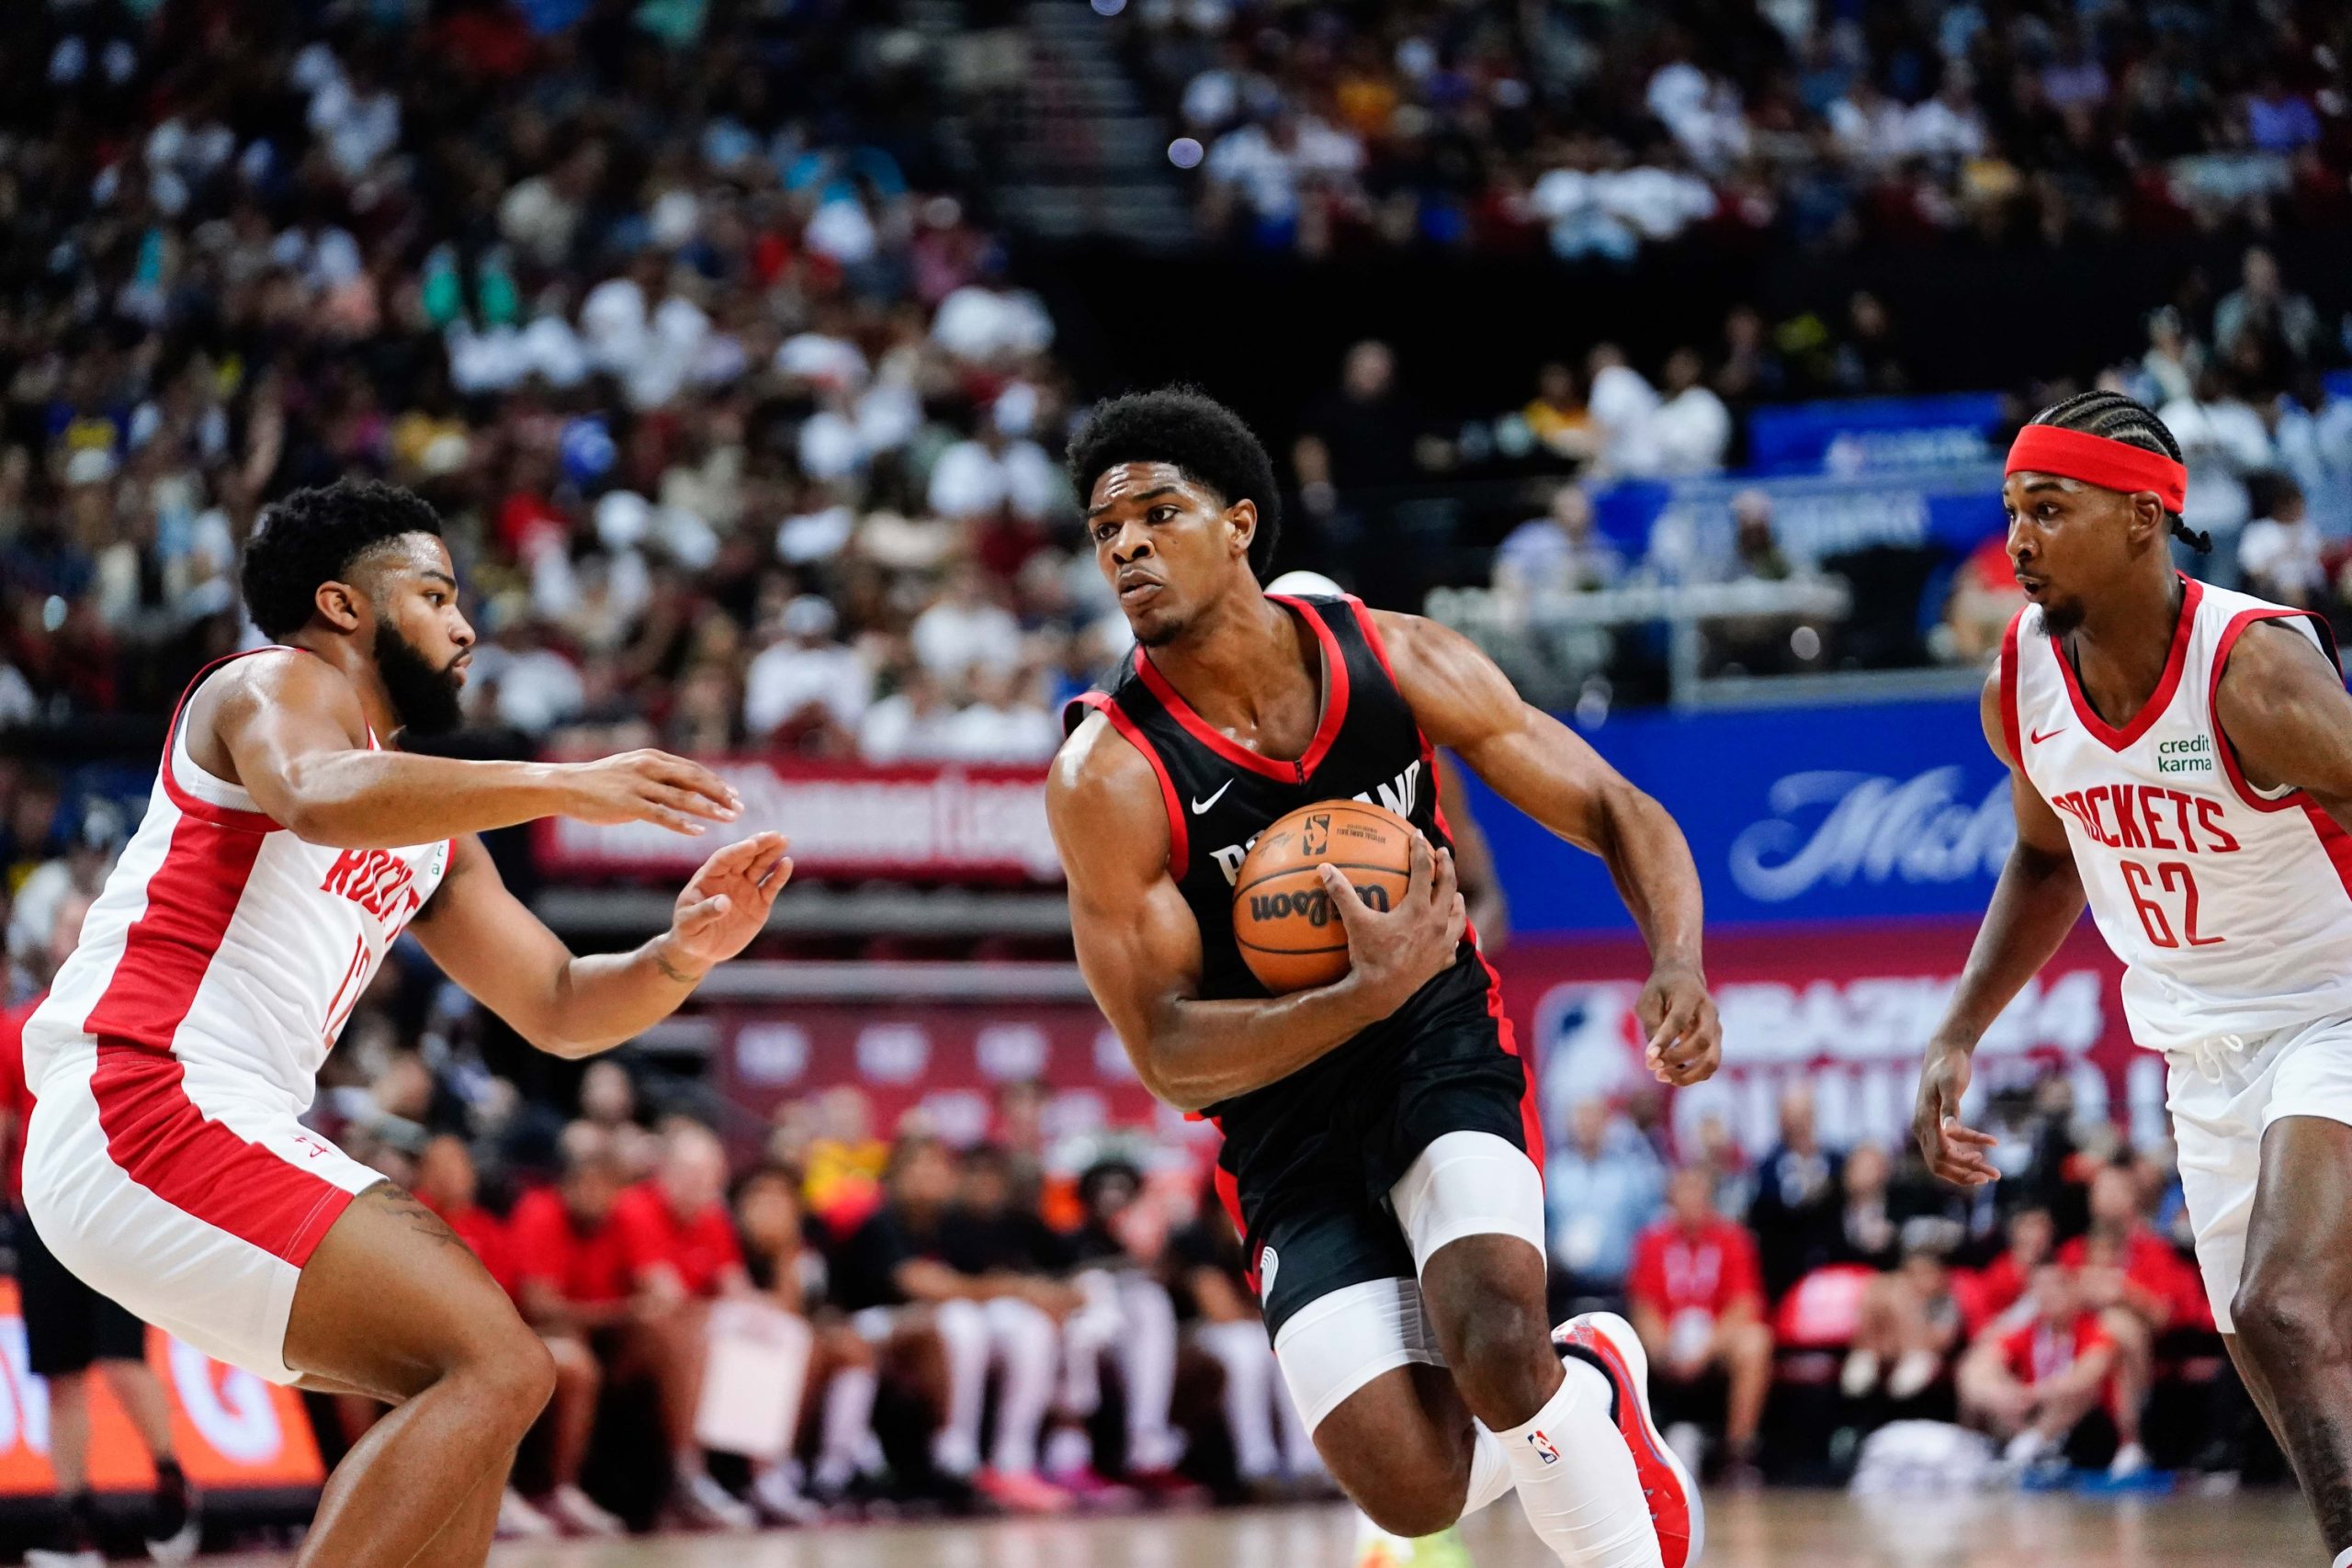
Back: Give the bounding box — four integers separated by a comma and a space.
2039, 593, 2086, 637
373, 622, 466, 738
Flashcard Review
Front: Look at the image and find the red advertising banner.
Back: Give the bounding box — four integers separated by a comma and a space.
535, 761, 1058, 882
1498, 918, 2151, 1160
708, 1002, 1177, 1147
0, 1281, 326, 1495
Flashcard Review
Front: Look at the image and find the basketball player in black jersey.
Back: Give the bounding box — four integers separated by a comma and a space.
1047, 389, 1720, 1568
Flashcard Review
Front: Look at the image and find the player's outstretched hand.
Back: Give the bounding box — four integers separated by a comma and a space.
1317, 830, 1465, 1010
560, 750, 743, 835
1914, 1037, 1999, 1187
663, 831, 794, 974
1637, 964, 1721, 1087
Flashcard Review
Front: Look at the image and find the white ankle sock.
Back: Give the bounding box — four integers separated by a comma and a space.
1487, 1359, 1662, 1568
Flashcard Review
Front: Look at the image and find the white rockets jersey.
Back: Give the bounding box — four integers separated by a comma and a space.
2005, 576, 2352, 1052
24, 649, 452, 1107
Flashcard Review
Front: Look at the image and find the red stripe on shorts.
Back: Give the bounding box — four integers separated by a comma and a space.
92, 1041, 355, 1268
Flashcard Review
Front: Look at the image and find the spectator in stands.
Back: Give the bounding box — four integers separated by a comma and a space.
826, 1137, 1069, 1513
744, 596, 872, 755
911, 563, 1023, 683
1518, 364, 1600, 464
1584, 344, 1660, 477
614, 1121, 762, 1530
2137, 308, 2206, 409
1051, 1159, 1189, 1492
2056, 1165, 2208, 1480
1941, 533, 2030, 663
942, 1144, 1083, 1510
1843, 1239, 1973, 1404
2159, 369, 2275, 557
1746, 1085, 1842, 1301
1974, 1205, 2058, 1325
1958, 1260, 2119, 1479
1833, 1144, 1902, 1271
946, 664, 1061, 764
1168, 1189, 1322, 1496
1628, 1166, 1773, 1484
729, 1167, 857, 1523
1493, 483, 1624, 602
2239, 473, 2329, 610
859, 667, 962, 763
2213, 247, 2323, 368
1544, 1097, 1665, 1317
1649, 349, 1734, 475
506, 1128, 633, 1537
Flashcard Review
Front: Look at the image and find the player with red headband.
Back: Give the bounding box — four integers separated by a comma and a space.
1914, 389, 2352, 1559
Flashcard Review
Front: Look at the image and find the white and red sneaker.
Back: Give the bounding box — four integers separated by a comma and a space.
1554, 1312, 1705, 1568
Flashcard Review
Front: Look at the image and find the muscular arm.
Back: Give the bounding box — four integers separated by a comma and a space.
1372, 609, 1721, 1082
2212, 617, 2352, 824
203, 653, 738, 849
1047, 716, 1435, 1112
1915, 670, 2085, 1184
412, 830, 790, 1058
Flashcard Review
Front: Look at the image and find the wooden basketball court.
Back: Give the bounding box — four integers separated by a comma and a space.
204, 1490, 2322, 1567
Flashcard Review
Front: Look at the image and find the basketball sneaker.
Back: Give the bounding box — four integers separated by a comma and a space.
542, 1483, 626, 1538
1555, 1312, 1706, 1568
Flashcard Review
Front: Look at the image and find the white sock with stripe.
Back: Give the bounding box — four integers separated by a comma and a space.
1487, 1359, 1662, 1568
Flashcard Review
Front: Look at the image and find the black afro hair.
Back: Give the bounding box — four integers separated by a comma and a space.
1065, 386, 1282, 579
239, 479, 445, 639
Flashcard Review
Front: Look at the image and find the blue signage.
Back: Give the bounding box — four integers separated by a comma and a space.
1588, 463, 2007, 570
1464, 693, 2014, 935
1747, 393, 2007, 475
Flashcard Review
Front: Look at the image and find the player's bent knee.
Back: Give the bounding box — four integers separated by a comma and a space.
2233, 1274, 2341, 1363
1354, 1483, 1464, 1540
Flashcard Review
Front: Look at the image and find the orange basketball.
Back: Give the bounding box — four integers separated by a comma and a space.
1231, 799, 1416, 994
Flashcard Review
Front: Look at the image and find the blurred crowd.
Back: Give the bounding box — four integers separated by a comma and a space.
1547, 1077, 2250, 1490
0, 0, 1126, 757
1134, 0, 2352, 259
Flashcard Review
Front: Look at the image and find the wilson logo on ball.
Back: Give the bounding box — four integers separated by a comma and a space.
1246, 884, 1391, 927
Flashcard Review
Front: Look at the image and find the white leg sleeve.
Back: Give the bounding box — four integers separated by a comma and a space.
1491, 1359, 1661, 1567
1199, 1320, 1281, 1481
1389, 1130, 1549, 1277
983, 1295, 1058, 1476
1273, 1356, 1324, 1478
1272, 1276, 1442, 1435
814, 1363, 879, 1491
1114, 1275, 1183, 1471
931, 1298, 991, 1477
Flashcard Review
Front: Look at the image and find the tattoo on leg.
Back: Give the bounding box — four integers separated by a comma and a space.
363, 1182, 468, 1251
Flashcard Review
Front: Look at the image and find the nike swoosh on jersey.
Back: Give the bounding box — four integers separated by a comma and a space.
1190, 780, 1234, 814
2030, 725, 2065, 745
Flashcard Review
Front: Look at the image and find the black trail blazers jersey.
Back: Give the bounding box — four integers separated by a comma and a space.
1062, 594, 1540, 1238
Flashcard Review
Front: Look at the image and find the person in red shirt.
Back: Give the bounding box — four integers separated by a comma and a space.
1958, 1260, 2119, 1475
1971, 1205, 2057, 1325
1627, 1165, 1774, 1482
610, 1119, 758, 1530
4, 888, 198, 1565
412, 1134, 621, 1540
2052, 1164, 2209, 1480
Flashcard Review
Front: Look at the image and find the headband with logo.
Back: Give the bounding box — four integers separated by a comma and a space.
2005, 424, 2188, 513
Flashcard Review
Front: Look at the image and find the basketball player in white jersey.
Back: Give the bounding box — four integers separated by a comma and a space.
18, 479, 790, 1568
1916, 391, 2352, 1562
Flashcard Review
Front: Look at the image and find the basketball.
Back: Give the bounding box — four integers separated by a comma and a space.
1231, 799, 1416, 993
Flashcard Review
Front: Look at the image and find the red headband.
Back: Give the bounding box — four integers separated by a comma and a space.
2005, 425, 2187, 513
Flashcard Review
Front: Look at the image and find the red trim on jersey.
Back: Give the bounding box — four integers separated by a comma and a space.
1346, 596, 1402, 685
158, 649, 302, 833
91, 1040, 355, 1267
2209, 605, 2344, 814
2051, 575, 2201, 753
1070, 692, 1189, 879
1997, 609, 2025, 762
1210, 1157, 1258, 1295
1133, 597, 1351, 783
2300, 805, 2352, 903
80, 809, 266, 1048
1477, 946, 1544, 1168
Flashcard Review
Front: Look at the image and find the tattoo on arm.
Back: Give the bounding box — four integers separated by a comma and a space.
653, 946, 699, 986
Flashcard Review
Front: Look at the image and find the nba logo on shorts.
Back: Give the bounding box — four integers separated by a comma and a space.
1257, 1246, 1279, 1298
1526, 1428, 1560, 1466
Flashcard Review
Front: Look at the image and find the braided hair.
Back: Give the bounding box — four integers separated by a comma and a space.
2022, 389, 2211, 553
